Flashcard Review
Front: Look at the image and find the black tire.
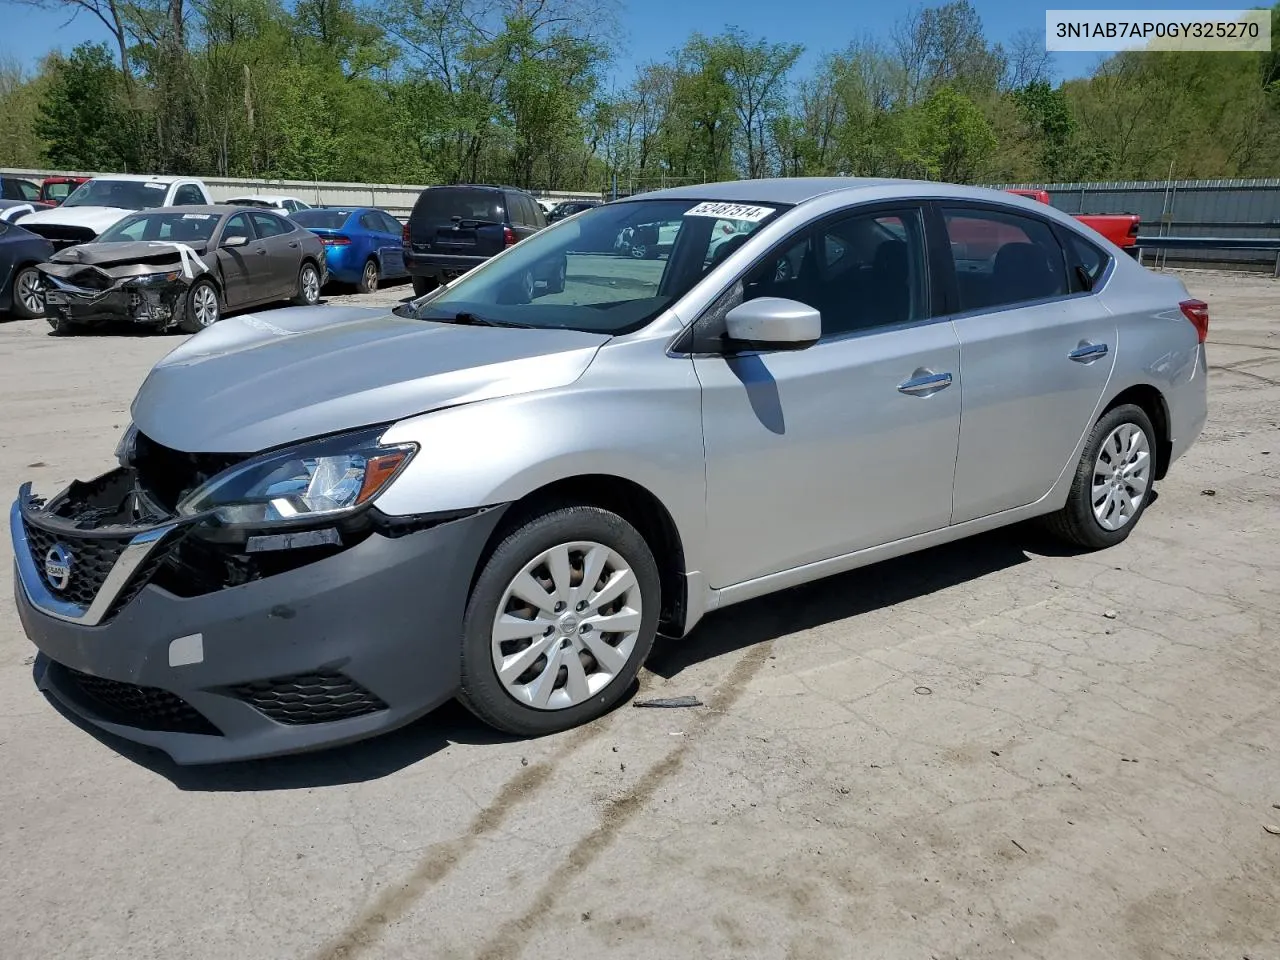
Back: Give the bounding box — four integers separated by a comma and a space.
1044, 403, 1157, 550
10, 265, 45, 319
177, 279, 221, 334
629, 243, 648, 260
547, 258, 567, 294
459, 505, 661, 736
412, 275, 438, 297
357, 258, 379, 294
292, 262, 322, 306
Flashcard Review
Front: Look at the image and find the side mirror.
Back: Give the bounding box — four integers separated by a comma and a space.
724, 297, 821, 351
222, 234, 248, 248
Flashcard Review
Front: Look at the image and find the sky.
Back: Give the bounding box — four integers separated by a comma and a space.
0, 0, 1257, 85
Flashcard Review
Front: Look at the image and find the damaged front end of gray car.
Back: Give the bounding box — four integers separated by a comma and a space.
38, 244, 213, 335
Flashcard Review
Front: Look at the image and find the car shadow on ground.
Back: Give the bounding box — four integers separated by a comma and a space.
47, 519, 1103, 792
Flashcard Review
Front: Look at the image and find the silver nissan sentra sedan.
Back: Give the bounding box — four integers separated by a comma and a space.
11, 178, 1208, 763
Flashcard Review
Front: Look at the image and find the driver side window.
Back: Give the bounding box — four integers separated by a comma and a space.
741, 207, 929, 338
221, 214, 253, 245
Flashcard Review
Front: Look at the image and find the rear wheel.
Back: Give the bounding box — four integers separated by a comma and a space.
459, 505, 660, 736
1044, 403, 1157, 550
412, 275, 438, 297
547, 258, 567, 294
292, 262, 322, 306
10, 266, 45, 319
178, 279, 220, 333
358, 258, 379, 294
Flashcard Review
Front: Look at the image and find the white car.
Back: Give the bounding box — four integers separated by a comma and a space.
18, 175, 212, 248
224, 195, 312, 215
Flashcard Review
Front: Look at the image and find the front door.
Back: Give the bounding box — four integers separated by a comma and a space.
938, 204, 1118, 523
215, 213, 258, 307
692, 205, 962, 589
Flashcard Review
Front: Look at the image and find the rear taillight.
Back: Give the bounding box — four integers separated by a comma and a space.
504, 226, 516, 247
402, 222, 410, 244
320, 235, 351, 246
1180, 299, 1209, 343
1128, 220, 1140, 237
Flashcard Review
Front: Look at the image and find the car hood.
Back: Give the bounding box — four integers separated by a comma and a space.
45, 240, 211, 268
18, 206, 132, 234
132, 306, 611, 452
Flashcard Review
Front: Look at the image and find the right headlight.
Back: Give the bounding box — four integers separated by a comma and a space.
177, 427, 417, 526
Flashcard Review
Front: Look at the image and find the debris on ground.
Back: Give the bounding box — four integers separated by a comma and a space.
1201, 489, 1217, 496
634, 695, 703, 708
1263, 824, 1280, 836
914, 686, 933, 695
1103, 609, 1118, 619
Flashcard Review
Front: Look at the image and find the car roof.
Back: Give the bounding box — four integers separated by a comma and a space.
85, 174, 193, 184
126, 205, 285, 217
226, 194, 300, 202
619, 177, 916, 206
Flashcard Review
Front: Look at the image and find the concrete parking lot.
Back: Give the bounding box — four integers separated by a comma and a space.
0, 268, 1277, 960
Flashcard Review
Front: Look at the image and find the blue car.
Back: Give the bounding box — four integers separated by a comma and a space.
292, 206, 409, 293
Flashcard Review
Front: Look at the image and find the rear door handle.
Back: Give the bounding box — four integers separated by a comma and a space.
898, 370, 953, 396
255, 247, 267, 256
1069, 342, 1108, 363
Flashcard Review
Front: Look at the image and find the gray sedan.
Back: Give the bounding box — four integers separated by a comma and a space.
38, 205, 326, 334
11, 179, 1208, 762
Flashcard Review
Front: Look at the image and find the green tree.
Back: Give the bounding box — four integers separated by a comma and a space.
36, 42, 139, 170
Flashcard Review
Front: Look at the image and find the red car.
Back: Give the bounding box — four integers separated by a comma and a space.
38, 176, 91, 206
1006, 189, 1140, 254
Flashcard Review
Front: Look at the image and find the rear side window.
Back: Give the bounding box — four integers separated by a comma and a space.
1061, 229, 1110, 292
378, 212, 403, 234
359, 212, 381, 231
250, 212, 289, 238
413, 187, 502, 226
941, 207, 1067, 312
173, 184, 205, 205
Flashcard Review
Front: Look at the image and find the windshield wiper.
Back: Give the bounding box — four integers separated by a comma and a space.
430, 311, 528, 329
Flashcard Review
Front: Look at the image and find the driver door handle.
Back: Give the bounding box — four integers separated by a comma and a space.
255, 247, 267, 256
898, 370, 953, 396
1069, 342, 1108, 363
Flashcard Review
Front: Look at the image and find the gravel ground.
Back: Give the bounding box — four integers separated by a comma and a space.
0, 268, 1277, 960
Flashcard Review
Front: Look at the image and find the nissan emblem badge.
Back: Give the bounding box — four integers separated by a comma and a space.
44, 544, 73, 592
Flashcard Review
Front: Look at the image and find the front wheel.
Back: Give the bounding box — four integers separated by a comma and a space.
10, 266, 45, 319
178, 279, 221, 333
1044, 403, 1157, 550
459, 505, 661, 736
292, 262, 322, 306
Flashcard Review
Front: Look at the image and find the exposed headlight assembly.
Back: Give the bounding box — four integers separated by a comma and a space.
176, 427, 416, 526
115, 422, 139, 466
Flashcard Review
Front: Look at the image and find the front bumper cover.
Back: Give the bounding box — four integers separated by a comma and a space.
12, 477, 506, 764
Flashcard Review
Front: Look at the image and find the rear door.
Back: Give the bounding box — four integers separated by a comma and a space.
409, 187, 507, 260
939, 203, 1118, 523
249, 212, 300, 299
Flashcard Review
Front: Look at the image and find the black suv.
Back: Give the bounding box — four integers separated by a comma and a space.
404, 184, 548, 295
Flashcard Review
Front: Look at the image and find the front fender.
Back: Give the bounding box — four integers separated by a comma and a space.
374, 339, 708, 570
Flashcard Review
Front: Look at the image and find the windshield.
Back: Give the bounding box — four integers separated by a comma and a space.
62, 179, 171, 210
414, 198, 786, 335
292, 209, 351, 229
98, 211, 220, 243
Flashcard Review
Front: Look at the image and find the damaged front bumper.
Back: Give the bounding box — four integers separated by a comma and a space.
11, 465, 506, 764
41, 269, 189, 329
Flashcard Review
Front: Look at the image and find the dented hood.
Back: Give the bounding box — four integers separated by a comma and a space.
45, 240, 210, 270
132, 305, 610, 452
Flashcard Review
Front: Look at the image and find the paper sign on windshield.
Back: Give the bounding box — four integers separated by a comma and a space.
684, 202, 775, 222
144, 182, 167, 189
